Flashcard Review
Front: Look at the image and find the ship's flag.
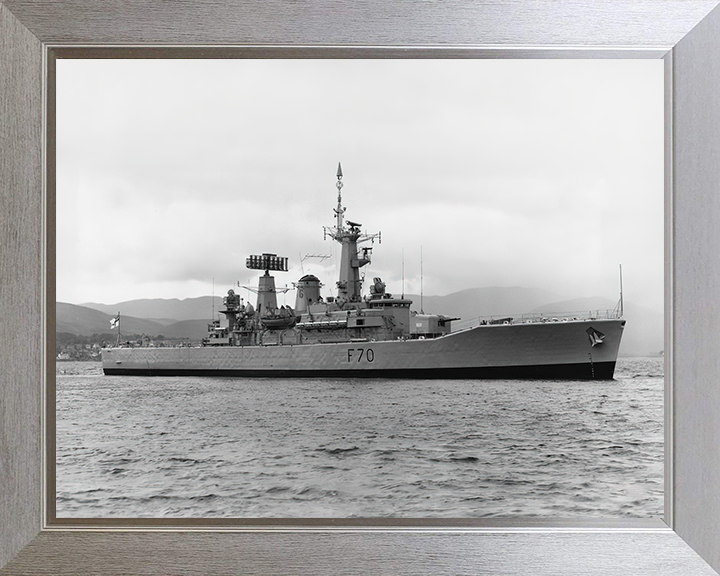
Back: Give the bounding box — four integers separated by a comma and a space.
586, 327, 605, 347
110, 314, 120, 329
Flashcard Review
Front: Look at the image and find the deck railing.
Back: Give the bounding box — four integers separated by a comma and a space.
451, 308, 623, 332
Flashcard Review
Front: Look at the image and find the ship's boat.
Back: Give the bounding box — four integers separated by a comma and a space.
102, 164, 625, 379
260, 307, 297, 330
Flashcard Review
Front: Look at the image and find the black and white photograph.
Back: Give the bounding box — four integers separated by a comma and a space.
55, 58, 664, 518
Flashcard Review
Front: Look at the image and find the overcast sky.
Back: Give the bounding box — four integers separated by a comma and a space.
56, 59, 664, 312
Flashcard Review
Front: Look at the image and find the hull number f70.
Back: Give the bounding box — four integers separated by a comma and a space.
347, 348, 374, 363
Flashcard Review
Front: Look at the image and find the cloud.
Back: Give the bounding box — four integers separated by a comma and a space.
57, 59, 663, 312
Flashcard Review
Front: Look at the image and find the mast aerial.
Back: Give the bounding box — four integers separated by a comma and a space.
335, 162, 345, 231
619, 264, 624, 317
323, 164, 381, 302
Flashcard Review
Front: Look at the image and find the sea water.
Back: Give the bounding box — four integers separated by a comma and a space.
56, 357, 663, 518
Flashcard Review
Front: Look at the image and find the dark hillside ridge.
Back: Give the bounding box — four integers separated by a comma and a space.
57, 303, 167, 337
80, 296, 222, 322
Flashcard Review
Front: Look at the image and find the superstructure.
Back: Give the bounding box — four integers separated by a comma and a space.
103, 164, 625, 379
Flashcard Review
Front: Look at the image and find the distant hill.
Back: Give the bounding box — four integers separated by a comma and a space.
80, 296, 222, 323
403, 286, 561, 319
78, 287, 561, 327
529, 296, 620, 316
157, 319, 212, 340
56, 302, 167, 337
62, 286, 663, 356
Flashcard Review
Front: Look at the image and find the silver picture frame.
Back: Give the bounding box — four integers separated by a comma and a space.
2, 1, 720, 574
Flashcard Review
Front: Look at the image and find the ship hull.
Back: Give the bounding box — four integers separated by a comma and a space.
102, 318, 625, 380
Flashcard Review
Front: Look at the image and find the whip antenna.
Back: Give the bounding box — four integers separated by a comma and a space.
420, 246, 424, 314
619, 264, 624, 317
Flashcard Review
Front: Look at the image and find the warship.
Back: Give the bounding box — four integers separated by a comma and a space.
102, 164, 625, 379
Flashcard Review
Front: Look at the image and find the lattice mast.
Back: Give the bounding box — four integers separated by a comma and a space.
323, 163, 380, 301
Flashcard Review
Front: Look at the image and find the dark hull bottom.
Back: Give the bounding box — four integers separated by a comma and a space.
103, 361, 617, 380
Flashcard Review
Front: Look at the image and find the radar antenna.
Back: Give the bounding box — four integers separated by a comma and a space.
239, 253, 291, 315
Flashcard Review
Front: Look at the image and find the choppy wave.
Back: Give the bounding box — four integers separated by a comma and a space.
56, 357, 663, 518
